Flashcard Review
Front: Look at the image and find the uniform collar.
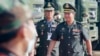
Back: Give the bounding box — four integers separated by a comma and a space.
44, 17, 55, 24
64, 21, 76, 28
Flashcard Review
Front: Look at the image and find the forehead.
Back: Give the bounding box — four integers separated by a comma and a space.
44, 10, 54, 12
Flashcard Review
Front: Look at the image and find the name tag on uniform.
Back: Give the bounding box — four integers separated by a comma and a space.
47, 32, 52, 40
72, 29, 80, 32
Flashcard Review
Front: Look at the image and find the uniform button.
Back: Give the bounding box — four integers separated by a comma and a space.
68, 44, 70, 46
46, 46, 48, 47
68, 51, 70, 53
68, 37, 70, 38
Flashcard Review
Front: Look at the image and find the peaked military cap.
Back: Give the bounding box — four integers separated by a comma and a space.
44, 2, 55, 11
63, 3, 76, 12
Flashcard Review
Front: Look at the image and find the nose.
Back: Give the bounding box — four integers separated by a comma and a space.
65, 14, 69, 17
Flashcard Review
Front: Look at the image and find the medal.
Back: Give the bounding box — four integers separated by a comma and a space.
41, 30, 44, 35
60, 27, 65, 33
41, 24, 44, 28
61, 35, 63, 40
61, 27, 65, 32
41, 24, 45, 35
60, 28, 65, 40
61, 33, 64, 40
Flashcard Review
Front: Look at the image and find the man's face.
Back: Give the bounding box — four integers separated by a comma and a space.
64, 12, 75, 22
44, 10, 54, 19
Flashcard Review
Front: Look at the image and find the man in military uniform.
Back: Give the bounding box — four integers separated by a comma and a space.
0, 1, 37, 56
36, 2, 59, 56
47, 3, 92, 56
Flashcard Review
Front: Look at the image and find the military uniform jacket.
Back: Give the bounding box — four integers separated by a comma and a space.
36, 18, 58, 56
36, 19, 58, 47
51, 21, 89, 56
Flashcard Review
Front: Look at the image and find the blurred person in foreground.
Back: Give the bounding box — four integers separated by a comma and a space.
0, 1, 37, 56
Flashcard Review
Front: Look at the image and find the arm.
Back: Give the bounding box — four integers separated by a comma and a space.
81, 26, 92, 56
85, 40, 92, 56
47, 25, 59, 56
47, 40, 57, 56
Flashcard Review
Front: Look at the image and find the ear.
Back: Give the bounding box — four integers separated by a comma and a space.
19, 24, 32, 41
15, 26, 29, 52
16, 26, 25, 40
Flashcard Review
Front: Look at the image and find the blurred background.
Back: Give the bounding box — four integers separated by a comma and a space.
0, 0, 100, 56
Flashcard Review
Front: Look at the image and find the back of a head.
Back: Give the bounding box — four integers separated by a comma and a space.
0, 0, 32, 43
0, 5, 21, 43
0, 1, 39, 56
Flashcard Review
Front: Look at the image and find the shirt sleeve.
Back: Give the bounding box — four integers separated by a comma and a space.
51, 25, 60, 41
81, 27, 90, 41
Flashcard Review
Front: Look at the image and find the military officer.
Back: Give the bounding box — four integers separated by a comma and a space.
36, 2, 59, 56
47, 3, 92, 56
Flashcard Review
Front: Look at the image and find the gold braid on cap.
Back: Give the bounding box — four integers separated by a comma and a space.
64, 9, 74, 12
